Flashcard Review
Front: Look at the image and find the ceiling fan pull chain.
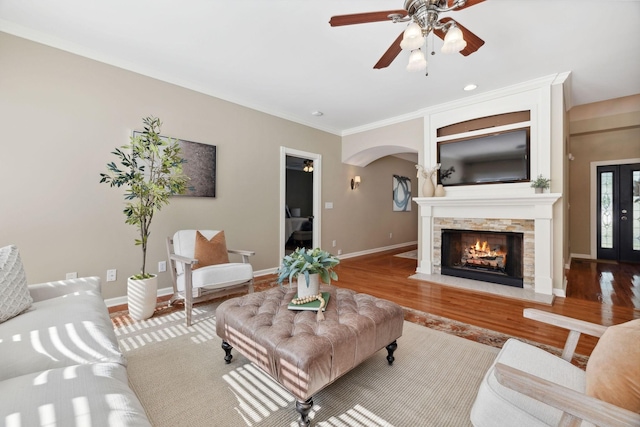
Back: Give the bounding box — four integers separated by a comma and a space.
430, 32, 436, 56
425, 34, 432, 77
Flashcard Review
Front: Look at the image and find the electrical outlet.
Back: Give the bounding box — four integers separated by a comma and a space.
158, 261, 167, 272
337, 249, 342, 255
106, 269, 117, 282
66, 272, 78, 280
389, 233, 393, 239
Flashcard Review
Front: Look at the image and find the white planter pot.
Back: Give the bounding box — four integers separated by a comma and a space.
297, 273, 320, 298
127, 275, 158, 320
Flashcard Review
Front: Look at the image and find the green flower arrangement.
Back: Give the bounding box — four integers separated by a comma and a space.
277, 247, 340, 287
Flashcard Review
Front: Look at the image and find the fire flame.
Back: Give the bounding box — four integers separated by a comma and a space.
474, 240, 488, 252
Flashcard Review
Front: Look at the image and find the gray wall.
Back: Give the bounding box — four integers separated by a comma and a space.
0, 32, 418, 300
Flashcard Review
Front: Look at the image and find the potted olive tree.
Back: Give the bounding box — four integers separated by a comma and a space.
531, 174, 551, 193
277, 248, 339, 298
100, 116, 188, 320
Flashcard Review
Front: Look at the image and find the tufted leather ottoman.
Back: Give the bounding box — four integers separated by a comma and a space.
215, 284, 404, 426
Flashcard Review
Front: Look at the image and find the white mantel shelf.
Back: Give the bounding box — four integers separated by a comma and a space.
413, 193, 562, 297
413, 194, 561, 208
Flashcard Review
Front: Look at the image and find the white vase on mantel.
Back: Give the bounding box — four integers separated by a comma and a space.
297, 273, 320, 298
422, 177, 435, 197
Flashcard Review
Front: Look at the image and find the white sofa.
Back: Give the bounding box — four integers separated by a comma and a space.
0, 246, 150, 426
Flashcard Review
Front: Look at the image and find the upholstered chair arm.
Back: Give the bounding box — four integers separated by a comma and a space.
494, 363, 640, 427
28, 276, 102, 302
523, 309, 608, 361
227, 249, 255, 264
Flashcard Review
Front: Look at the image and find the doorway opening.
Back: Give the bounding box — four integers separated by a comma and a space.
280, 148, 321, 263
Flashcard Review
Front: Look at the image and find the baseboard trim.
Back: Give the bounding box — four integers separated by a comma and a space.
338, 241, 418, 260
570, 253, 592, 261
554, 286, 567, 298
105, 286, 174, 308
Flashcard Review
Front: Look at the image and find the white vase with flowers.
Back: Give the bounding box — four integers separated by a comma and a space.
416, 164, 441, 197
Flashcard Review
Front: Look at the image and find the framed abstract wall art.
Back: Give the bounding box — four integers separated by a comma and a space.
134, 132, 216, 197
392, 175, 411, 211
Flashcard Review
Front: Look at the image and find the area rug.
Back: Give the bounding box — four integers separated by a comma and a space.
393, 249, 417, 259
113, 303, 499, 426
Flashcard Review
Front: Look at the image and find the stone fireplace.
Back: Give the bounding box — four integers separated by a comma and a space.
413, 194, 560, 298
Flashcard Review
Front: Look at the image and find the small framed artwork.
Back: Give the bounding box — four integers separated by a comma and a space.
133, 132, 216, 198
392, 175, 412, 211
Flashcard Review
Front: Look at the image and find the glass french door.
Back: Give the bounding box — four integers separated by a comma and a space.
597, 163, 640, 262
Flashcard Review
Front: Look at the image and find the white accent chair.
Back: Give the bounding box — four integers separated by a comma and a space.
166, 230, 254, 326
470, 309, 640, 427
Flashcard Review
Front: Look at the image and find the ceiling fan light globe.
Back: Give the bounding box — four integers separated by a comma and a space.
442, 25, 466, 53
404, 22, 422, 39
401, 22, 423, 50
406, 49, 427, 72
442, 38, 467, 54
400, 35, 424, 51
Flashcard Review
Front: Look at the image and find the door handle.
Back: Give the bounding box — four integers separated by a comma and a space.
621, 209, 628, 214
621, 215, 628, 220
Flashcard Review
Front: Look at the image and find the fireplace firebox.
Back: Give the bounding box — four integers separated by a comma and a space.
441, 229, 524, 288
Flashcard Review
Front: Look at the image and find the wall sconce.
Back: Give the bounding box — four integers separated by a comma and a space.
351, 175, 361, 190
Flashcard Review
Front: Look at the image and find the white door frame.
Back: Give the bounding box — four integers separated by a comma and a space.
280, 147, 322, 263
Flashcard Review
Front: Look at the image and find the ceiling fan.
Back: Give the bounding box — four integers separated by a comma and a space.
329, 0, 485, 71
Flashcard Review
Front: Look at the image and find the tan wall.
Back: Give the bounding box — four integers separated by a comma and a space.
0, 32, 418, 299
328, 156, 419, 252
568, 94, 640, 256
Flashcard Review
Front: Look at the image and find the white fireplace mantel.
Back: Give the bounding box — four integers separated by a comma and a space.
413, 193, 561, 296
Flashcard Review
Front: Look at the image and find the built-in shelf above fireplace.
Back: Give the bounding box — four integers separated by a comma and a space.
413, 193, 561, 297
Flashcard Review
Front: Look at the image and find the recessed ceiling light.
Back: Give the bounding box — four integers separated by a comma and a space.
464, 84, 477, 91
311, 111, 324, 117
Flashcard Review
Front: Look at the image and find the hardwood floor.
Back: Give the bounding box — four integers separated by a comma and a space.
331, 246, 640, 357
112, 246, 639, 358
566, 258, 640, 308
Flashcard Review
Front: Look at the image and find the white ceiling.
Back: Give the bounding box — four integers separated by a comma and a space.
1, 0, 639, 135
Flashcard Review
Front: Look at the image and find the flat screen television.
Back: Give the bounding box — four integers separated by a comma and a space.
437, 128, 530, 186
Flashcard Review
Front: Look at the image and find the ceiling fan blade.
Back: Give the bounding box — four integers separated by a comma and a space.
434, 17, 485, 56
374, 32, 404, 69
329, 10, 408, 27
447, 0, 485, 10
